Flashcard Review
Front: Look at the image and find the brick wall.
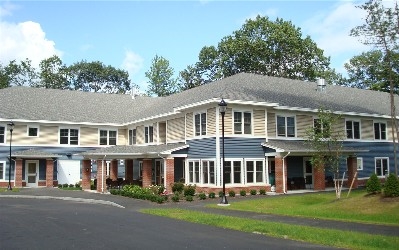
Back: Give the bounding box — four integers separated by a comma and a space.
82, 160, 91, 190
96, 160, 106, 193
142, 159, 152, 188
46, 159, 54, 187
275, 157, 286, 193
165, 158, 174, 193
110, 160, 118, 181
313, 165, 325, 191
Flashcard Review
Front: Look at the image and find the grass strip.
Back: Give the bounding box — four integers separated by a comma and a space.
141, 208, 399, 250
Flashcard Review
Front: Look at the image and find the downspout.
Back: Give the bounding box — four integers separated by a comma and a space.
102, 155, 106, 193
282, 152, 291, 194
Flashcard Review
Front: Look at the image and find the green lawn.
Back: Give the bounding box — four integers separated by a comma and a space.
208, 189, 399, 225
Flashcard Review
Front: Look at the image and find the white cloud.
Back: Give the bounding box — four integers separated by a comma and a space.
0, 1, 18, 19
0, 20, 61, 68
121, 49, 143, 76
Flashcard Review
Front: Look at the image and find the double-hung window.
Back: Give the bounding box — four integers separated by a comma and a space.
202, 160, 215, 184
246, 160, 264, 183
60, 128, 79, 145
0, 125, 4, 144
234, 111, 252, 134
129, 129, 136, 145
99, 129, 117, 145
145, 126, 153, 143
194, 112, 207, 136
374, 122, 387, 140
375, 158, 388, 177
313, 118, 331, 138
346, 120, 360, 139
277, 115, 295, 137
224, 160, 242, 184
0, 161, 5, 180
188, 160, 200, 183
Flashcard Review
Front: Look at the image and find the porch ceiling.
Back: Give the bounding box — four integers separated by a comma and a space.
12, 148, 61, 159
262, 139, 369, 155
80, 143, 188, 159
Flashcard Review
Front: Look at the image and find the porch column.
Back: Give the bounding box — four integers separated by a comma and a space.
142, 159, 152, 188
125, 159, 133, 183
82, 159, 92, 190
110, 159, 118, 181
14, 158, 23, 188
165, 158, 175, 193
347, 156, 358, 189
275, 157, 286, 193
313, 165, 325, 191
96, 159, 106, 193
46, 159, 54, 187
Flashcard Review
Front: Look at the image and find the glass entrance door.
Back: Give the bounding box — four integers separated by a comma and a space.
26, 161, 38, 187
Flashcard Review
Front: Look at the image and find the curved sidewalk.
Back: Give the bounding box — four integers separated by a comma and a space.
1, 187, 398, 237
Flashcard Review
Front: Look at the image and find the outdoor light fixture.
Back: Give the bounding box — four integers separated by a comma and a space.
8, 121, 14, 191
218, 99, 228, 205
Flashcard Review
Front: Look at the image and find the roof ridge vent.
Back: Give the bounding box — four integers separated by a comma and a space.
317, 78, 326, 92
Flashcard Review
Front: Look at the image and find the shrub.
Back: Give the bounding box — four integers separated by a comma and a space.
250, 189, 257, 195
57, 184, 62, 188
198, 193, 206, 200
240, 190, 246, 196
228, 190, 236, 197
383, 173, 399, 197
69, 184, 74, 188
218, 191, 224, 197
209, 192, 216, 198
172, 193, 180, 202
184, 184, 196, 197
185, 195, 194, 202
366, 173, 381, 194
171, 182, 185, 194
62, 184, 68, 188
75, 183, 81, 188
259, 189, 266, 195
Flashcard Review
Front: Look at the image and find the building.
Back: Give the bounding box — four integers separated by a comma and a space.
0, 73, 397, 193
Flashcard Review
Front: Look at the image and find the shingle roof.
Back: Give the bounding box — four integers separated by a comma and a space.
12, 148, 61, 158
0, 73, 397, 125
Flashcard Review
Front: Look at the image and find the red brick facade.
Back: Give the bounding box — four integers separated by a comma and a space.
274, 157, 286, 193
46, 159, 54, 187
313, 165, 325, 191
165, 158, 174, 193
96, 160, 106, 193
14, 159, 23, 188
82, 159, 91, 190
142, 159, 152, 188
110, 159, 118, 181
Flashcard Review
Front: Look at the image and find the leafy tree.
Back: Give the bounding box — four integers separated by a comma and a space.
383, 173, 399, 197
179, 15, 331, 89
366, 173, 382, 194
0, 58, 38, 88
306, 108, 345, 199
35, 55, 69, 89
68, 60, 132, 94
145, 55, 177, 96
349, 0, 399, 175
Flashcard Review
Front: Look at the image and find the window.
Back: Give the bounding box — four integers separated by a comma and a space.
357, 157, 363, 171
99, 129, 117, 145
375, 158, 389, 177
346, 120, 360, 139
224, 160, 242, 184
202, 160, 215, 184
60, 128, 79, 145
0, 161, 4, 180
188, 160, 200, 183
28, 126, 38, 137
129, 129, 136, 145
0, 125, 4, 143
277, 115, 295, 137
374, 122, 387, 140
246, 160, 264, 183
194, 112, 207, 136
313, 118, 330, 137
233, 111, 252, 134
145, 126, 153, 143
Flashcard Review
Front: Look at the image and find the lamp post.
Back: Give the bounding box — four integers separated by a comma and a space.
8, 121, 14, 191
219, 99, 228, 205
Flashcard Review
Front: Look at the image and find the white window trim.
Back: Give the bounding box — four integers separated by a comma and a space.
27, 126, 40, 137
0, 124, 6, 144
98, 128, 118, 145
244, 158, 266, 184
345, 119, 361, 140
373, 121, 387, 141
357, 157, 363, 171
375, 157, 389, 177
276, 114, 296, 138
59, 127, 80, 145
144, 125, 154, 144
193, 111, 207, 137
224, 158, 244, 186
128, 128, 137, 145
201, 159, 216, 185
0, 161, 6, 180
232, 109, 253, 135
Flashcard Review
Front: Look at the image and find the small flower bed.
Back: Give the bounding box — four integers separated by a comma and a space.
110, 185, 167, 204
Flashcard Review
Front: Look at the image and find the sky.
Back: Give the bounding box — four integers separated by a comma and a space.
0, 0, 391, 91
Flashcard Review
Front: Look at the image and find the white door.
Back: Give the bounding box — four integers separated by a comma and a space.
26, 161, 39, 187
303, 158, 313, 189
57, 160, 81, 185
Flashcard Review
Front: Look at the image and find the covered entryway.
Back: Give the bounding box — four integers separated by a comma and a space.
25, 160, 39, 187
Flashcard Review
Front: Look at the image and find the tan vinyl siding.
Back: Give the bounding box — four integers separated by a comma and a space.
153, 123, 158, 143
80, 127, 98, 145
296, 114, 313, 138
13, 125, 58, 145
118, 128, 126, 145
207, 107, 216, 136
333, 118, 346, 137
386, 121, 393, 141
221, 108, 233, 135
167, 117, 185, 142
159, 123, 166, 143
253, 109, 265, 136
136, 125, 144, 144
267, 112, 276, 137
361, 119, 373, 140
186, 112, 193, 138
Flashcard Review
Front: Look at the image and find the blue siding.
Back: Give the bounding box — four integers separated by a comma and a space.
187, 138, 217, 158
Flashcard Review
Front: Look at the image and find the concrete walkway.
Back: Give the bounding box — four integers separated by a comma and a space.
1, 187, 398, 237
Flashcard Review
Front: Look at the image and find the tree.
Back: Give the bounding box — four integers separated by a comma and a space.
35, 55, 69, 89
179, 15, 331, 89
306, 108, 345, 199
350, 0, 399, 175
366, 173, 382, 194
383, 173, 399, 197
0, 58, 38, 88
68, 60, 132, 94
145, 55, 177, 96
